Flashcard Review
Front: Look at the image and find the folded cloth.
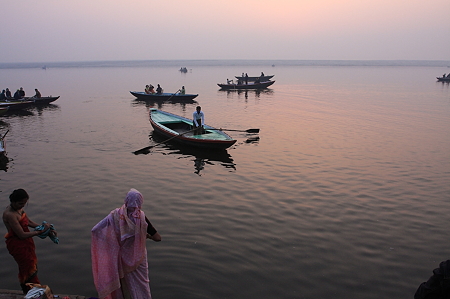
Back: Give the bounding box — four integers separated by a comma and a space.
34, 221, 59, 244
24, 286, 45, 298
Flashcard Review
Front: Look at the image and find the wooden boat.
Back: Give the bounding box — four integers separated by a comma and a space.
0, 100, 34, 110
235, 75, 274, 82
130, 91, 198, 101
149, 108, 236, 149
26, 96, 60, 105
0, 107, 9, 116
437, 76, 450, 82
218, 80, 275, 90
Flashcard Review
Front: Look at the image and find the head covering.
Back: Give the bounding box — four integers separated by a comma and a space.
124, 188, 144, 218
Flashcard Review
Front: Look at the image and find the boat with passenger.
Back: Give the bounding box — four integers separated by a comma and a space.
217, 80, 275, 90
149, 108, 236, 149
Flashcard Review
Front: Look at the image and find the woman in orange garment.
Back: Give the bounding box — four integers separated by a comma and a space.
2, 189, 57, 293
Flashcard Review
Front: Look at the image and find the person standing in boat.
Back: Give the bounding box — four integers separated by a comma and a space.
193, 105, 204, 135
2, 189, 57, 293
156, 84, 163, 94
245, 73, 249, 85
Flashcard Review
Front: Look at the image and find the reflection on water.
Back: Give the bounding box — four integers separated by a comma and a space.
132, 98, 198, 110
150, 132, 235, 175
218, 88, 274, 99
0, 154, 9, 172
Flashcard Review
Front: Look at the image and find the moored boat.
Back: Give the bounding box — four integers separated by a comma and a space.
218, 80, 275, 90
130, 91, 199, 101
149, 108, 236, 149
235, 75, 274, 82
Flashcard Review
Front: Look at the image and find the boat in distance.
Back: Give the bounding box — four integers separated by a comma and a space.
218, 80, 275, 90
235, 75, 274, 82
149, 108, 237, 149
130, 91, 198, 101
437, 76, 450, 82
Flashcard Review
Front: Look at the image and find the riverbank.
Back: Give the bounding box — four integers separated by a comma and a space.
0, 289, 88, 299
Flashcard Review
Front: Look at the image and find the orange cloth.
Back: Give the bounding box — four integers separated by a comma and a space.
5, 212, 40, 293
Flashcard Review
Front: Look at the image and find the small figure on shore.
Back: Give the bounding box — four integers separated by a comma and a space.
156, 84, 163, 94
91, 188, 161, 299
179, 86, 185, 95
33, 89, 41, 98
2, 189, 58, 293
193, 105, 204, 135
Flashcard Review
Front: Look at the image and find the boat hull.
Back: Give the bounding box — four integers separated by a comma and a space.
0, 100, 34, 110
149, 109, 236, 149
130, 91, 198, 101
437, 77, 450, 82
235, 75, 274, 82
218, 80, 275, 90
27, 96, 60, 105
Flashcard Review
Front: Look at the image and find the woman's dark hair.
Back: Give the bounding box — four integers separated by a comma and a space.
9, 189, 29, 202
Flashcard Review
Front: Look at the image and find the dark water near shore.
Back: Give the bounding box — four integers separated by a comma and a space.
1, 60, 450, 299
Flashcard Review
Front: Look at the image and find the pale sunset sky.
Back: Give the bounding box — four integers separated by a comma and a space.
1, 0, 449, 63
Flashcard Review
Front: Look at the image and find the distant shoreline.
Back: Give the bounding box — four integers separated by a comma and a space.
0, 59, 449, 69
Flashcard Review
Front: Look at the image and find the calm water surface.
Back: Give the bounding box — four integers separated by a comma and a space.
0, 61, 449, 299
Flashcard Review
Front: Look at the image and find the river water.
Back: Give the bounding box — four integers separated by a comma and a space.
0, 60, 449, 299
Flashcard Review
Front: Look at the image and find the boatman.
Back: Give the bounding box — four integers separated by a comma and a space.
193, 106, 204, 135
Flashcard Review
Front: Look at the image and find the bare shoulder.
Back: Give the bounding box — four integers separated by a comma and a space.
2, 208, 19, 224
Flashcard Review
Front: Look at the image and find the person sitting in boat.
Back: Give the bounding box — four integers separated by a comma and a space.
0, 90, 6, 101
149, 85, 155, 94
193, 106, 204, 135
179, 86, 185, 95
18, 87, 25, 98
33, 89, 41, 98
156, 84, 163, 94
13, 90, 21, 100
227, 79, 233, 84
5, 88, 11, 99
145, 85, 151, 94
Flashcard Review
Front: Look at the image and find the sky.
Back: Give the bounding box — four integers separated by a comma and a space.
1, 0, 449, 63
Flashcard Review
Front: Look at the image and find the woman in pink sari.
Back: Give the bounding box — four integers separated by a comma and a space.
91, 188, 161, 299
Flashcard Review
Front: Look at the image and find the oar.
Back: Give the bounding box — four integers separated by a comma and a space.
1, 130, 9, 140
165, 90, 181, 102
211, 128, 260, 133
133, 127, 197, 155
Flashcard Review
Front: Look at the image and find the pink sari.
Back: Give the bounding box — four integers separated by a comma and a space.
91, 189, 151, 299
